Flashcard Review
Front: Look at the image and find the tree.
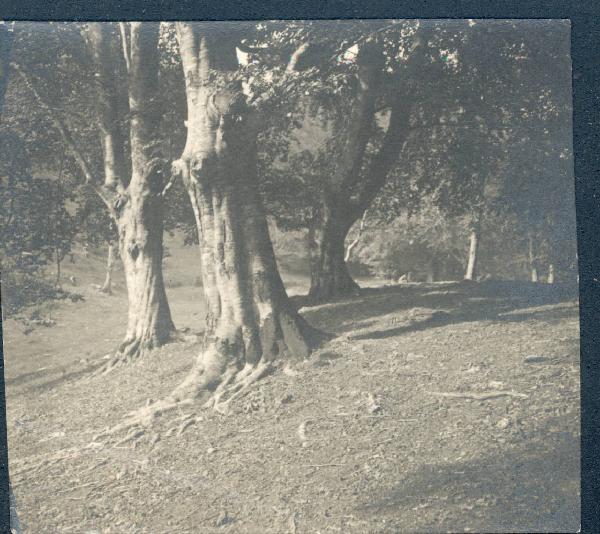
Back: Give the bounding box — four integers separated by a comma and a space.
85, 22, 176, 363
289, 23, 426, 301
261, 20, 483, 300
163, 22, 324, 411
10, 22, 176, 363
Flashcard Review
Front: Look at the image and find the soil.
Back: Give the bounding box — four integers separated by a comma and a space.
3, 245, 580, 533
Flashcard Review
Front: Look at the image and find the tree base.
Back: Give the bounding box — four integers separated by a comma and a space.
95, 330, 181, 375
91, 356, 276, 446
91, 317, 329, 444
307, 279, 361, 304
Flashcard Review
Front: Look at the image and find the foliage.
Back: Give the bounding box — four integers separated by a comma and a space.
0, 131, 80, 313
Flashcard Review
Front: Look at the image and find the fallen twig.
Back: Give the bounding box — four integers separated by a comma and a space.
302, 463, 345, 468
429, 390, 529, 400
331, 413, 417, 421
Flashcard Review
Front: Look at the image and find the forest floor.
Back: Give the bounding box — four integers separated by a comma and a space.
3, 240, 581, 533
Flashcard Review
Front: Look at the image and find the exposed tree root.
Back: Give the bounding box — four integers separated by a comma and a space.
90, 353, 275, 446
92, 330, 193, 376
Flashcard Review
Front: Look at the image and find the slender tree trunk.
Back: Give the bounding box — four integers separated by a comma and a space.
547, 263, 555, 284
427, 257, 438, 283
528, 232, 538, 282
464, 229, 479, 281
55, 247, 62, 289
100, 241, 115, 294
168, 24, 322, 409
306, 222, 320, 287
344, 209, 368, 262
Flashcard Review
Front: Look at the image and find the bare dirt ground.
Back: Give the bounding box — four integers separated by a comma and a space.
3, 246, 580, 533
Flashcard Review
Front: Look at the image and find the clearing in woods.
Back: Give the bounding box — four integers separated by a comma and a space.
4, 237, 580, 533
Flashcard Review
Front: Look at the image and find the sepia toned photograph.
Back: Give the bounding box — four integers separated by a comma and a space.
0, 19, 579, 532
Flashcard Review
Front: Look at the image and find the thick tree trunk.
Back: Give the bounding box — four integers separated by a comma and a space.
168, 24, 322, 409
547, 263, 555, 284
115, 192, 174, 356
15, 24, 176, 369
99, 241, 115, 294
464, 229, 479, 281
86, 22, 176, 367
303, 34, 422, 302
309, 201, 359, 301
111, 22, 176, 360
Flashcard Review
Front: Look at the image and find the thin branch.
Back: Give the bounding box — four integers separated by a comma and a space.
286, 42, 309, 72
118, 22, 131, 74
11, 62, 117, 207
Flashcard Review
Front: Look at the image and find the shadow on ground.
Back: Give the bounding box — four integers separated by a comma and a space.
357, 416, 580, 532
295, 280, 578, 339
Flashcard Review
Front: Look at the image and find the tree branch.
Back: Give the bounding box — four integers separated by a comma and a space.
118, 22, 132, 74
10, 62, 117, 208
286, 43, 309, 72
350, 96, 412, 220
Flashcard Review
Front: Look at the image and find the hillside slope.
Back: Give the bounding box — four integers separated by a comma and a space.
3, 241, 580, 533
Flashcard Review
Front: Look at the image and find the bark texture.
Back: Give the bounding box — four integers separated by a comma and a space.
169, 23, 322, 409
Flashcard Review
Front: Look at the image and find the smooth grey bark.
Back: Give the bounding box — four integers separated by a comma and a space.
15, 24, 176, 361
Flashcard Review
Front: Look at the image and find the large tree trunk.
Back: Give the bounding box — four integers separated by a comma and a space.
309, 200, 359, 301
306, 36, 418, 301
14, 26, 176, 368
464, 229, 479, 281
115, 188, 174, 356
86, 22, 176, 364
169, 24, 322, 409
547, 263, 555, 284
